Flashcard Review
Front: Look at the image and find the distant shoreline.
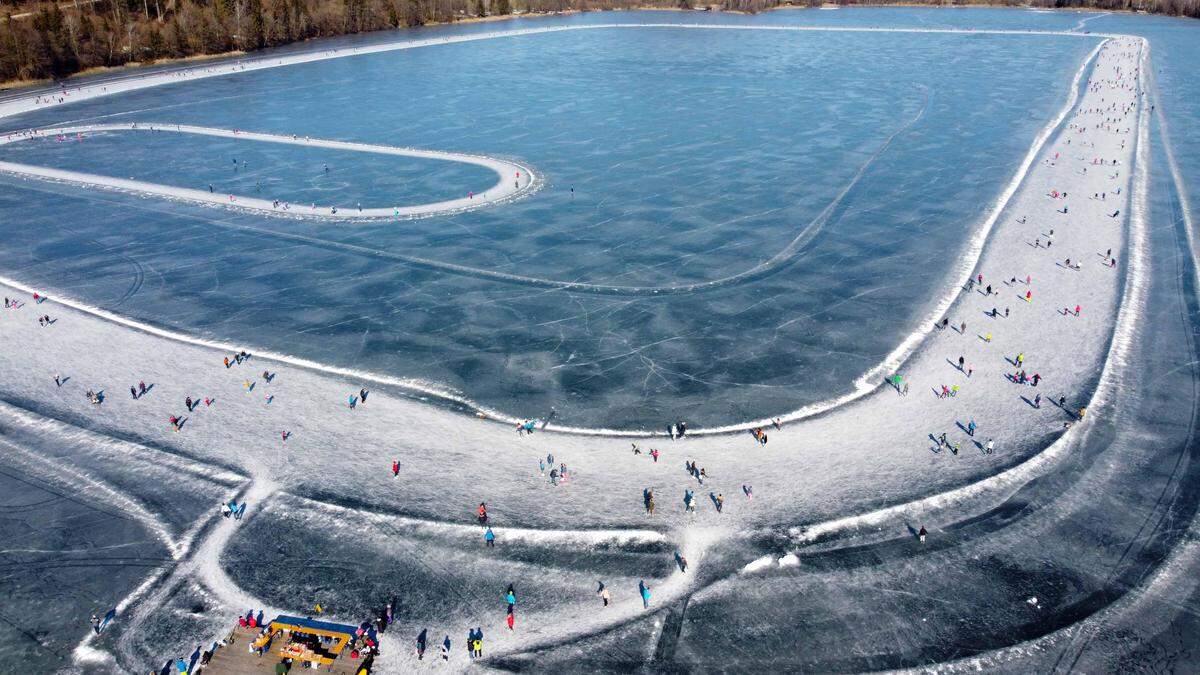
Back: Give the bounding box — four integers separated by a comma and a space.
0, 3, 1156, 92
0, 10, 579, 92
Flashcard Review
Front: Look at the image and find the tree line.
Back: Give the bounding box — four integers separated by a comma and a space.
0, 0, 1195, 86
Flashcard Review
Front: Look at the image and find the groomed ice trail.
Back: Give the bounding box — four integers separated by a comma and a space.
921, 38, 1200, 674
0, 23, 1115, 436
0, 123, 537, 220
747, 35, 1152, 567
0, 24, 1154, 673
296, 495, 668, 547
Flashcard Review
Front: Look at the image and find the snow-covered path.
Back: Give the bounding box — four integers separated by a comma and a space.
0, 123, 537, 220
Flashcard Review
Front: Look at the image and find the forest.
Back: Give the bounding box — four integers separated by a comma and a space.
0, 0, 1196, 86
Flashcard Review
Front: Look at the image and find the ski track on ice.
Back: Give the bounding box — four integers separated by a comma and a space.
0, 123, 538, 220
294, 494, 669, 547
0, 435, 184, 559
0, 21, 1168, 672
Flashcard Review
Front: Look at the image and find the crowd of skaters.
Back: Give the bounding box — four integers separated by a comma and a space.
898, 36, 1141, 540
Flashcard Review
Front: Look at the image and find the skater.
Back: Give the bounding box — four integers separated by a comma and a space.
485, 527, 496, 548
1034, 393, 1042, 408
505, 583, 516, 610
985, 438, 995, 454
918, 526, 927, 543
441, 635, 451, 661
639, 580, 651, 609
476, 502, 488, 525
599, 582, 611, 607
743, 484, 753, 500
130, 386, 138, 399
348, 394, 357, 410
415, 629, 427, 660
91, 614, 101, 635
391, 460, 399, 477
967, 419, 976, 436
675, 551, 688, 573
359, 388, 368, 403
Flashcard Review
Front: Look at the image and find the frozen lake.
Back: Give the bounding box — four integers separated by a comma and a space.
1, 7, 1200, 674
0, 16, 1098, 429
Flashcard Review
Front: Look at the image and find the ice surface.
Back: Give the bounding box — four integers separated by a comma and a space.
0, 9, 1198, 674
